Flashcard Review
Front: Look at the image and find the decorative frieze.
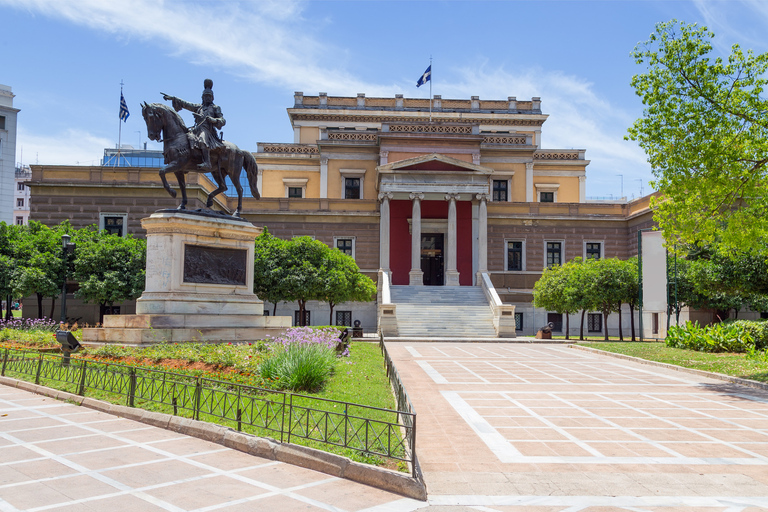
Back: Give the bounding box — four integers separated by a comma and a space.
260, 143, 319, 155
535, 151, 581, 160
482, 135, 528, 145
327, 131, 378, 141
291, 113, 545, 127
388, 124, 473, 134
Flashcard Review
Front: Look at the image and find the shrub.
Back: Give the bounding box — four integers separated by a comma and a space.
666, 321, 755, 353
259, 341, 337, 392
728, 319, 768, 350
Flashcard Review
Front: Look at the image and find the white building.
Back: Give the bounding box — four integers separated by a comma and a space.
14, 165, 31, 225
0, 84, 20, 225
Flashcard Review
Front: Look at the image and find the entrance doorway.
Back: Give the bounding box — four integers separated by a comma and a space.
421, 233, 444, 286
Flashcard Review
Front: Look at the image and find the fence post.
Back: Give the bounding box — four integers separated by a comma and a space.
286, 394, 293, 444
236, 386, 242, 432
280, 394, 286, 443
34, 354, 43, 385
194, 378, 202, 421
77, 359, 87, 396
411, 414, 417, 478
344, 404, 348, 448
1, 348, 8, 376
128, 368, 136, 407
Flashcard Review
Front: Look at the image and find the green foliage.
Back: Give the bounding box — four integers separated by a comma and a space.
665, 320, 757, 353
258, 342, 338, 392
253, 230, 375, 325
72, 227, 146, 321
628, 20, 768, 253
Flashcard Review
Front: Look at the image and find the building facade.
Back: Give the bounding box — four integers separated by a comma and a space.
25, 93, 655, 335
13, 165, 31, 225
0, 84, 20, 225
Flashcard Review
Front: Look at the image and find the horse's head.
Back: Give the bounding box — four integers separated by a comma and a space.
142, 102, 163, 142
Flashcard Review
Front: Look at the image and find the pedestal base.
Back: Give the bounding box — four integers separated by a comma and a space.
81, 211, 292, 346
445, 270, 461, 286
408, 270, 424, 286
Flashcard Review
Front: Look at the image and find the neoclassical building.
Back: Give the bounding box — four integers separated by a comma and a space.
25, 93, 655, 336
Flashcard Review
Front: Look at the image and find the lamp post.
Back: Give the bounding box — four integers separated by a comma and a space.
59, 234, 75, 326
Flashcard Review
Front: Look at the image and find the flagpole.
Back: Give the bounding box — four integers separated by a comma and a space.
429, 56, 432, 123
117, 80, 124, 167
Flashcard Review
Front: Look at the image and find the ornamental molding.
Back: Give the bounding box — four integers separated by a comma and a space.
260, 143, 319, 155
482, 135, 528, 144
378, 192, 394, 202
327, 131, 378, 141
292, 113, 545, 127
535, 151, 580, 160
409, 192, 425, 201
389, 124, 472, 134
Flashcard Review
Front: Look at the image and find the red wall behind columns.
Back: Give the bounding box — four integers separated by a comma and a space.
390, 200, 411, 285
457, 200, 472, 286
388, 199, 473, 286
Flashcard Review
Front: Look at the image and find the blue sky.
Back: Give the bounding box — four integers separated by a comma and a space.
2, 0, 768, 198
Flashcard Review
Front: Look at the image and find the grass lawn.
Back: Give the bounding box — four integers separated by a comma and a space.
580, 341, 768, 383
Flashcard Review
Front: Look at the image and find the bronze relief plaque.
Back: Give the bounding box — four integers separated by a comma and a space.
183, 244, 247, 286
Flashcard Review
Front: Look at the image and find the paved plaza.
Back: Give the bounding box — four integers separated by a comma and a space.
389, 343, 768, 511
2, 343, 768, 511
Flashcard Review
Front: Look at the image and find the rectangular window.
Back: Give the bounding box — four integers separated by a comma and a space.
0, 116, 5, 130
288, 187, 303, 198
15, 216, 23, 226
336, 238, 353, 256
492, 180, 508, 202
344, 178, 360, 199
103, 216, 124, 237
515, 312, 523, 331
104, 306, 121, 315
16, 198, 23, 207
587, 313, 602, 332
547, 313, 563, 332
546, 242, 562, 268
586, 242, 602, 260
336, 310, 352, 327
294, 310, 311, 326
540, 191, 554, 202
17, 183, 24, 191
652, 312, 659, 335
507, 241, 523, 271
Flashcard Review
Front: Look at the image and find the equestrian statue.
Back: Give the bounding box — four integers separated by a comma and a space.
141, 79, 259, 217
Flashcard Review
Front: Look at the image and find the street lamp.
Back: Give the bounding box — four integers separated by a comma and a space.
60, 234, 76, 325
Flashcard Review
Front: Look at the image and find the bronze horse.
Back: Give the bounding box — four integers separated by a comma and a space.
141, 102, 259, 216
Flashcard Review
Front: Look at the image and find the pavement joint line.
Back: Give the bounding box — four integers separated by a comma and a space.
570, 344, 768, 391
426, 494, 768, 508
415, 361, 448, 384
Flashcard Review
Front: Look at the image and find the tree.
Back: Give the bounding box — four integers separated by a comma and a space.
627, 20, 768, 254
72, 228, 146, 324
0, 223, 22, 320
533, 260, 587, 340
320, 249, 376, 325
584, 259, 627, 341
253, 229, 292, 316
278, 236, 328, 326
619, 257, 640, 341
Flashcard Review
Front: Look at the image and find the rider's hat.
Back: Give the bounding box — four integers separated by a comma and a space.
202, 78, 214, 101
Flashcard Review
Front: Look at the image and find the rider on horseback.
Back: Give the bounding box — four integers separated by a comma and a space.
162, 79, 225, 172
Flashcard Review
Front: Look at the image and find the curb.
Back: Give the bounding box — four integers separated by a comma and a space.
0, 376, 427, 501
570, 344, 768, 392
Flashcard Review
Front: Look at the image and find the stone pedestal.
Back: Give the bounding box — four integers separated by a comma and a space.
82, 211, 291, 346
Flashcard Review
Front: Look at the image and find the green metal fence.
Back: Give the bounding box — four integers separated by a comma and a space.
1, 348, 416, 474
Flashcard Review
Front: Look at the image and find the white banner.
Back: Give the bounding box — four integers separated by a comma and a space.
641, 231, 667, 311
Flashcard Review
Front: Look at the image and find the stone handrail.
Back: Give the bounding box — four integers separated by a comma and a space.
480, 273, 516, 338
377, 270, 398, 336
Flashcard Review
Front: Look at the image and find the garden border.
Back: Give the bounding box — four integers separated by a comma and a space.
571, 344, 768, 392
0, 374, 427, 501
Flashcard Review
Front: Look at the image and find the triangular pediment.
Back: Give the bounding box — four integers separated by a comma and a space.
378, 153, 493, 175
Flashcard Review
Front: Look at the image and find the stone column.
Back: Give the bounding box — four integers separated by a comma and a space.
378, 192, 393, 271
445, 193, 461, 286
320, 157, 329, 198
476, 193, 489, 282
525, 162, 534, 202
579, 175, 586, 203
379, 150, 389, 165
409, 193, 424, 285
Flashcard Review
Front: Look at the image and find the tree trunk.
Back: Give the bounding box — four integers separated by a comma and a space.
329, 303, 335, 325
98, 303, 106, 326
298, 300, 306, 326
603, 310, 609, 341
580, 310, 586, 340
629, 303, 636, 341
565, 312, 570, 340
4, 295, 10, 321
49, 297, 56, 320
618, 303, 624, 341
273, 302, 277, 316
37, 293, 44, 319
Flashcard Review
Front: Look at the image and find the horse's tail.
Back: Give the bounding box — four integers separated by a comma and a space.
242, 150, 260, 199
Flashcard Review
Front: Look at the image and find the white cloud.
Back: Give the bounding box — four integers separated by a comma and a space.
16, 128, 112, 166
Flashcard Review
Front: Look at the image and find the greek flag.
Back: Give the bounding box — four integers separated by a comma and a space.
119, 92, 130, 122
417, 65, 431, 87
